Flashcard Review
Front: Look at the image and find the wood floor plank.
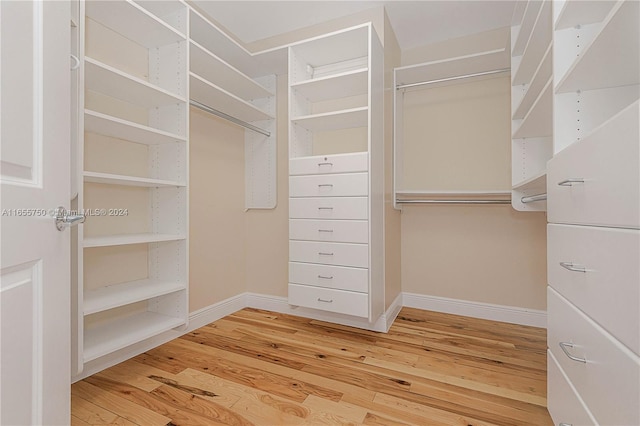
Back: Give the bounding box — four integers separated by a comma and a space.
71, 381, 171, 426
72, 307, 553, 426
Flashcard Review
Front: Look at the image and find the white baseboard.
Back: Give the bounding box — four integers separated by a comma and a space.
402, 292, 547, 328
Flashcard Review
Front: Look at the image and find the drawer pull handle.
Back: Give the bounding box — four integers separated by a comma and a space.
318, 184, 334, 188
318, 252, 334, 256
557, 178, 584, 186
559, 423, 573, 426
559, 262, 586, 273
318, 207, 333, 210
318, 162, 333, 167
318, 275, 334, 280
559, 342, 586, 363
318, 229, 334, 233
317, 298, 333, 303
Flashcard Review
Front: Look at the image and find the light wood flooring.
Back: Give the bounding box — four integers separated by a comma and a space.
71, 307, 553, 425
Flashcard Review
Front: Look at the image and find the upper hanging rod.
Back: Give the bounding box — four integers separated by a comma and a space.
189, 99, 271, 137
396, 199, 511, 205
521, 193, 547, 204
396, 68, 510, 91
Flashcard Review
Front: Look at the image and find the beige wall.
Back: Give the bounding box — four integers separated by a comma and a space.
398, 28, 548, 310
189, 108, 247, 311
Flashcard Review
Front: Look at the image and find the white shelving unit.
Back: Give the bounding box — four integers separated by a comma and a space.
510, 0, 553, 211
74, 0, 189, 378
187, 7, 277, 210
287, 23, 385, 327
546, 2, 639, 425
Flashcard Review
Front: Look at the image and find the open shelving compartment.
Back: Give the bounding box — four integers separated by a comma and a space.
510, 0, 553, 211
393, 48, 512, 209
188, 7, 278, 210
75, 0, 189, 377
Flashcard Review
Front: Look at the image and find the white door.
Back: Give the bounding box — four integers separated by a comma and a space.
1, 1, 71, 425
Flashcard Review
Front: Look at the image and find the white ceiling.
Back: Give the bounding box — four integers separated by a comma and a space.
192, 1, 516, 50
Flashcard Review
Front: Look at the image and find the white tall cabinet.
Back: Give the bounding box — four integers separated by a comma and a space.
287, 24, 385, 326
546, 1, 639, 424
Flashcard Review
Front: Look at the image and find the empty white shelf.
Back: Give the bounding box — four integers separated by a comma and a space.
190, 72, 274, 123
292, 68, 368, 102
190, 41, 273, 101
84, 171, 185, 188
513, 77, 553, 139
85, 0, 185, 48
84, 311, 185, 362
84, 110, 186, 145
512, 1, 552, 86
84, 233, 186, 248
512, 1, 544, 56
555, 1, 639, 93
84, 279, 185, 315
85, 58, 186, 108
513, 169, 547, 191
555, 0, 616, 30
290, 24, 369, 71
292, 107, 368, 132
513, 44, 552, 120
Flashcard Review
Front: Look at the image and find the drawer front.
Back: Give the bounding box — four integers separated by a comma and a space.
548, 224, 640, 354
547, 287, 640, 426
289, 219, 368, 244
289, 241, 368, 268
290, 173, 368, 197
548, 101, 639, 229
289, 197, 368, 220
289, 262, 368, 293
547, 350, 596, 426
288, 283, 368, 317
289, 152, 368, 175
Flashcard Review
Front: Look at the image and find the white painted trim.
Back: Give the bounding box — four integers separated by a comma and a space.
188, 292, 247, 330
402, 292, 547, 328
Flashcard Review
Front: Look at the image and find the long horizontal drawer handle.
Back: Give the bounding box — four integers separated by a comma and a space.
559, 423, 573, 426
317, 298, 333, 303
318, 275, 333, 280
559, 262, 586, 273
318, 184, 334, 188
558, 178, 584, 186
318, 252, 334, 256
318, 207, 334, 210
559, 342, 586, 363
318, 162, 333, 166
318, 229, 334, 233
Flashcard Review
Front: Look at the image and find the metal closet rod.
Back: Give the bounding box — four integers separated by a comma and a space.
521, 193, 547, 204
189, 99, 271, 137
396, 199, 511, 205
396, 68, 511, 91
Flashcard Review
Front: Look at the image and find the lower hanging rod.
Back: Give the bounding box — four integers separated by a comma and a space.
396, 199, 511, 205
521, 193, 547, 204
189, 99, 271, 137
396, 68, 510, 91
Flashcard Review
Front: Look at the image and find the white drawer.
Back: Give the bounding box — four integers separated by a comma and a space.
288, 283, 368, 317
289, 197, 368, 220
289, 262, 368, 293
548, 100, 639, 229
289, 241, 368, 268
547, 287, 640, 426
290, 173, 368, 197
547, 350, 596, 426
289, 219, 368, 244
289, 152, 368, 175
548, 224, 640, 354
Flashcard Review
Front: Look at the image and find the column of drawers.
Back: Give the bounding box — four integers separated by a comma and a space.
288, 152, 370, 318
546, 101, 639, 425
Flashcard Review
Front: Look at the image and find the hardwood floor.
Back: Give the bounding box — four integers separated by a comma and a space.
71, 307, 553, 425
